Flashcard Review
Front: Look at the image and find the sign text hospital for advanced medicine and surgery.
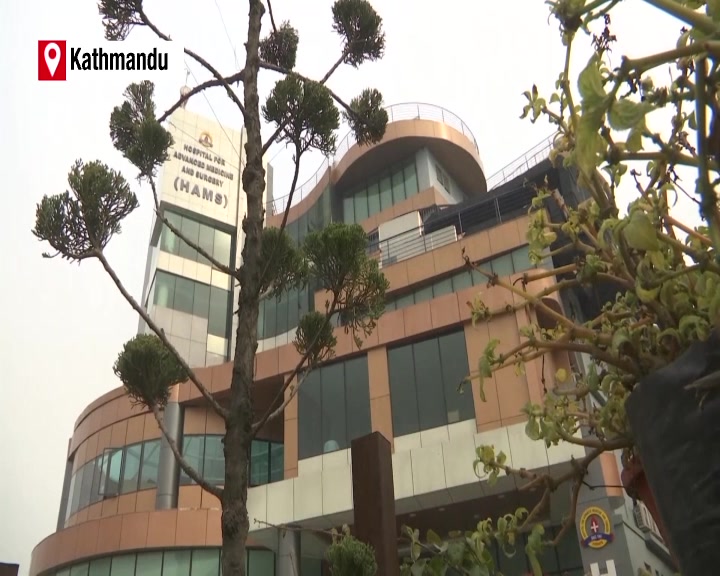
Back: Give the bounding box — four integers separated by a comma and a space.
172, 140, 236, 209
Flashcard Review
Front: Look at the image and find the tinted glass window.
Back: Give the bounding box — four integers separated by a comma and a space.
298, 370, 323, 459
354, 188, 369, 222
213, 229, 232, 267
270, 443, 284, 483
367, 182, 381, 216
438, 331, 474, 424
88, 558, 111, 576
388, 331, 473, 435
90, 455, 103, 504
204, 436, 225, 486
209, 286, 230, 338
154, 272, 175, 309
343, 195, 355, 224
106, 449, 123, 497
180, 436, 205, 485
163, 550, 192, 576
345, 356, 371, 443
70, 563, 88, 576
321, 362, 346, 452
247, 550, 274, 576
174, 277, 195, 315
404, 161, 419, 196
413, 338, 446, 431
388, 346, 419, 436
512, 246, 533, 272
121, 444, 142, 494
79, 461, 94, 510
178, 217, 200, 261
135, 552, 162, 576
492, 253, 514, 277
250, 441, 269, 486
197, 225, 215, 266
379, 175, 393, 211
392, 169, 406, 204
139, 440, 160, 490
191, 549, 220, 576
193, 282, 210, 319
110, 554, 135, 576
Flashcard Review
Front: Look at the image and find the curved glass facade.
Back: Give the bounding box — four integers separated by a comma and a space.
65, 439, 161, 523
50, 548, 273, 576
65, 436, 283, 524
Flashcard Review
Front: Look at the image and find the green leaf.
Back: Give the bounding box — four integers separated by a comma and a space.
410, 559, 427, 576
427, 529, 443, 548
578, 55, 606, 107
575, 109, 606, 172
626, 122, 644, 152
555, 368, 568, 383
611, 328, 632, 354
623, 211, 660, 251
608, 99, 653, 131
525, 418, 541, 441
447, 541, 465, 566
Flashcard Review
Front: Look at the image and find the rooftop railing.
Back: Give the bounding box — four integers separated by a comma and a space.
485, 134, 555, 191
266, 102, 479, 216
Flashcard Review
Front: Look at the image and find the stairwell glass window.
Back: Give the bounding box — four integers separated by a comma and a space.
160, 210, 233, 267
298, 356, 372, 459
388, 330, 474, 436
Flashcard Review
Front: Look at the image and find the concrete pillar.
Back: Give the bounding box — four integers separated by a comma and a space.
277, 525, 301, 576
155, 398, 182, 510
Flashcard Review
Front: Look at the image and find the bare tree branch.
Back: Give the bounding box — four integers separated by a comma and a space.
94, 250, 230, 420
159, 70, 247, 123
266, 0, 278, 33
151, 404, 223, 499
135, 6, 246, 117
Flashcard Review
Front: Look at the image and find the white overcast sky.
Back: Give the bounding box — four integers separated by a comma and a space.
0, 0, 698, 572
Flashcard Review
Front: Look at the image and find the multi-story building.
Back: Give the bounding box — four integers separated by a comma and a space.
30, 103, 674, 576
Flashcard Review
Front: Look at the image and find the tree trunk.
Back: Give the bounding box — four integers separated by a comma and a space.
221, 1, 266, 575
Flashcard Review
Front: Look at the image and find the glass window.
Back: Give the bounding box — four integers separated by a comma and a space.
343, 196, 355, 224
404, 161, 419, 196
161, 211, 182, 255
270, 443, 284, 483
263, 297, 277, 340
298, 213, 309, 243
491, 253, 514, 277
250, 441, 270, 486
105, 449, 122, 497
452, 270, 473, 291
121, 444, 142, 494
135, 552, 163, 576
275, 293, 289, 335
79, 460, 94, 509
257, 300, 266, 340
139, 439, 160, 490
198, 224, 215, 266
154, 271, 175, 309
367, 182, 381, 216
511, 246, 533, 273
70, 563, 88, 576
110, 554, 135, 576
414, 338, 446, 431
204, 435, 225, 486
192, 549, 220, 576
65, 473, 77, 521
388, 346, 419, 436
354, 188, 369, 222
392, 168, 406, 204
178, 217, 200, 260
433, 277, 453, 298
470, 267, 485, 286
414, 285, 434, 304
286, 289, 300, 333
555, 524, 583, 571
247, 550, 274, 576
344, 356, 371, 444
209, 287, 230, 338
287, 220, 299, 245
379, 175, 392, 211
90, 455, 103, 504
438, 331, 473, 425
174, 277, 195, 315
298, 370, 323, 459
213, 229, 232, 267
394, 292, 415, 310
301, 558, 322, 576
162, 550, 192, 576
88, 558, 111, 576
180, 436, 205, 485
193, 282, 210, 319
321, 362, 346, 452
57, 570, 70, 576
70, 466, 85, 514
496, 539, 527, 575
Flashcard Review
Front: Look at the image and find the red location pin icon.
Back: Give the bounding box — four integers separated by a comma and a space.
44, 42, 61, 78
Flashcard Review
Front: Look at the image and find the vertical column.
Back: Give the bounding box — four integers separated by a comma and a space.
351, 432, 399, 576
155, 385, 183, 509
56, 441, 73, 531
284, 377, 299, 479
367, 347, 394, 447
277, 525, 301, 576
